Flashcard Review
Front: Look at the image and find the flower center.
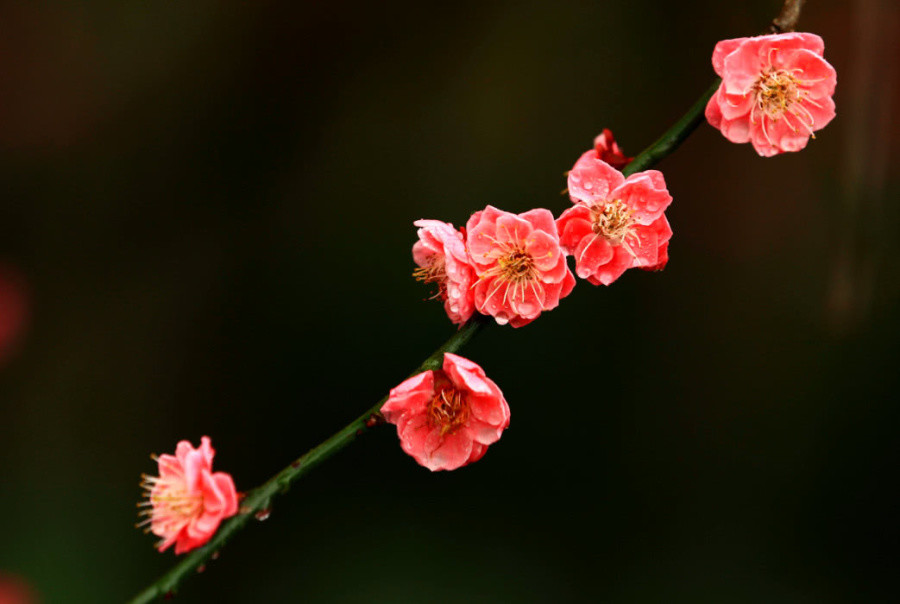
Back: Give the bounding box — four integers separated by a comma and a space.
497, 248, 536, 283
427, 377, 469, 436
137, 474, 204, 544
413, 256, 447, 300
591, 200, 635, 246
753, 68, 803, 120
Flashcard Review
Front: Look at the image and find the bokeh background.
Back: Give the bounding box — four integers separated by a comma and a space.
2, 0, 899, 602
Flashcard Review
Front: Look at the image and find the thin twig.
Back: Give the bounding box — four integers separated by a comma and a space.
129, 1, 809, 600
770, 0, 807, 33
623, 79, 722, 176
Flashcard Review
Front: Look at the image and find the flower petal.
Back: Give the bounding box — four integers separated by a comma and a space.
568, 152, 625, 205
426, 430, 474, 471
381, 371, 434, 421
614, 171, 672, 224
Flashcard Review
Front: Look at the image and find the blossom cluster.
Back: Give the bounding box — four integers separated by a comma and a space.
395, 30, 836, 473
390, 128, 671, 470
412, 129, 667, 329
137, 32, 838, 557
410, 32, 837, 335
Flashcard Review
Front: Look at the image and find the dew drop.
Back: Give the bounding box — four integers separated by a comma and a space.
255, 508, 271, 521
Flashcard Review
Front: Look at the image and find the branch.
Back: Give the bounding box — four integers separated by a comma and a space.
128, 316, 488, 604
129, 2, 808, 600
770, 0, 807, 33
125, 82, 740, 604
623, 79, 721, 176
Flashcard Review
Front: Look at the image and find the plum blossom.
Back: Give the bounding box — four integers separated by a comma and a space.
138, 436, 239, 554
412, 219, 476, 326
591, 129, 633, 170
466, 206, 575, 328
557, 152, 672, 285
381, 353, 510, 471
705, 32, 837, 156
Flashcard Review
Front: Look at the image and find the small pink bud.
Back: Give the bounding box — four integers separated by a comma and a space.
592, 129, 633, 170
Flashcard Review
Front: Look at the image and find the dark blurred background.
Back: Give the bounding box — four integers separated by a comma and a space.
1, 0, 899, 602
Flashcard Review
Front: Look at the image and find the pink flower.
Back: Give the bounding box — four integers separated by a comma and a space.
591, 129, 633, 170
138, 436, 239, 554
412, 219, 476, 326
381, 353, 510, 471
466, 206, 575, 328
705, 32, 837, 157
558, 153, 672, 285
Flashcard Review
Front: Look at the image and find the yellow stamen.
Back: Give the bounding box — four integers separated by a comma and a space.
590, 200, 636, 247
753, 68, 806, 123
413, 256, 447, 300
427, 383, 469, 436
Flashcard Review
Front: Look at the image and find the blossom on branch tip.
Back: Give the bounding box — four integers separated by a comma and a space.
381, 353, 510, 471
705, 32, 837, 157
558, 153, 672, 285
412, 219, 476, 326
591, 129, 633, 170
138, 436, 238, 554
466, 206, 575, 328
